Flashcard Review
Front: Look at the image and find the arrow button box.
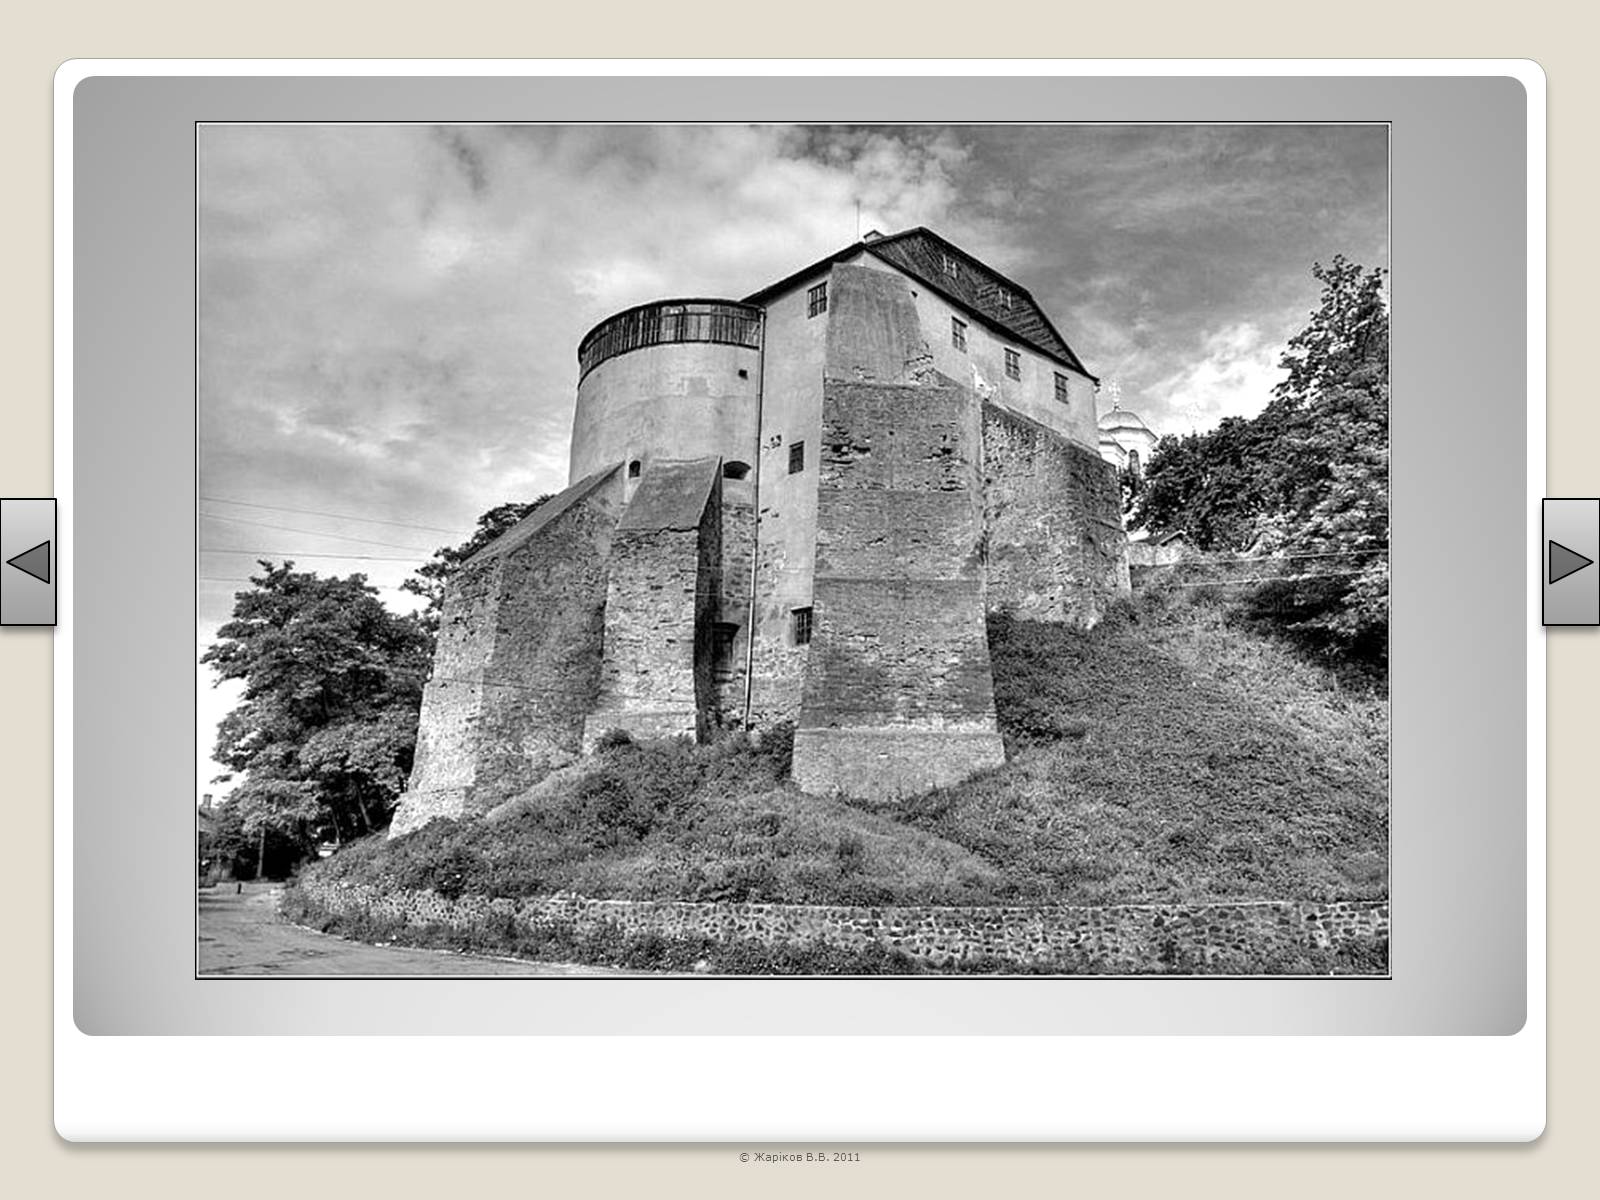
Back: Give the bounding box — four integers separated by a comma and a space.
1543, 498, 1599, 627
0, 498, 57, 627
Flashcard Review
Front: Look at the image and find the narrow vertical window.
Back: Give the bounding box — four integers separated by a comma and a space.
1004, 348, 1021, 380
941, 253, 958, 278
791, 606, 814, 646
712, 622, 741, 678
788, 441, 805, 474
807, 281, 828, 318
628, 459, 642, 478
997, 287, 1013, 310
952, 317, 967, 353
1054, 373, 1071, 405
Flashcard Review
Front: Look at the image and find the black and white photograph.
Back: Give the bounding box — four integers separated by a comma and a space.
196, 123, 1390, 977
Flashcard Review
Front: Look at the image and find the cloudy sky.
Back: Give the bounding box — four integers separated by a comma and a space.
197, 122, 1388, 795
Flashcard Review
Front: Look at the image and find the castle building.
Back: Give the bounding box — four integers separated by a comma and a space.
390, 228, 1130, 836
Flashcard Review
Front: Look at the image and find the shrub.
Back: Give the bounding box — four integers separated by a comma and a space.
593, 728, 633, 751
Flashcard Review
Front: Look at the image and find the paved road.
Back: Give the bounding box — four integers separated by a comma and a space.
198, 882, 629, 977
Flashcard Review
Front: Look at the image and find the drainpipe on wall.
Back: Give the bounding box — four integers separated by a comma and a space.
742, 309, 767, 731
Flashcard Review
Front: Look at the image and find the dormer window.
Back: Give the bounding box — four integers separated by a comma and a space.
997, 287, 1013, 310
941, 253, 958, 278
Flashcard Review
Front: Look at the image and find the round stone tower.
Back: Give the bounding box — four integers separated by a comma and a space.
569, 298, 763, 486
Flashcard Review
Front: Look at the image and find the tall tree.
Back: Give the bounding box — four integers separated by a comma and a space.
1273, 253, 1389, 410
203, 561, 433, 854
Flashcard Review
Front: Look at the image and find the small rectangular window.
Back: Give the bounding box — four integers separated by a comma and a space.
941, 253, 957, 277
997, 287, 1013, 310
952, 317, 967, 353
807, 281, 828, 318
1054, 372, 1071, 405
791, 606, 813, 646
788, 441, 805, 474
1004, 348, 1021, 380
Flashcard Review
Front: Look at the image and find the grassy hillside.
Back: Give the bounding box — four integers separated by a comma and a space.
308, 590, 1387, 909
888, 603, 1387, 904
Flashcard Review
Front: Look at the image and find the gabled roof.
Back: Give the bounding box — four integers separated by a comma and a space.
743, 227, 1095, 382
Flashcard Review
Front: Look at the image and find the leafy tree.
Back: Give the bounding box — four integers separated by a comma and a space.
401, 498, 550, 631
1273, 253, 1389, 410
203, 562, 433, 858
1135, 416, 1284, 549
1133, 257, 1389, 668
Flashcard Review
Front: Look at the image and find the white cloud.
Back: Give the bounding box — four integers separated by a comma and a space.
1143, 322, 1289, 435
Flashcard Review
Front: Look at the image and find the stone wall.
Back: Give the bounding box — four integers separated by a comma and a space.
297, 876, 1389, 974
983, 402, 1131, 628
391, 467, 623, 837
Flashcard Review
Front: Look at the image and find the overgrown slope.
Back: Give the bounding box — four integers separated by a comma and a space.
308, 591, 1387, 908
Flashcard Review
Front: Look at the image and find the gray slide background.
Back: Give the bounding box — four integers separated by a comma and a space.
71, 73, 1527, 1035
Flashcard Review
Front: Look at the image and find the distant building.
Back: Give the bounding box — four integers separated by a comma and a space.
1127, 529, 1192, 568
392, 227, 1131, 831
1097, 400, 1160, 481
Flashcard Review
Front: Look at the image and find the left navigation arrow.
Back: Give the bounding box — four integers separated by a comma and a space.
5, 540, 50, 584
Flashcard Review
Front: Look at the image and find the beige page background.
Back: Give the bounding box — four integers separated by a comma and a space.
3, 5, 1592, 1195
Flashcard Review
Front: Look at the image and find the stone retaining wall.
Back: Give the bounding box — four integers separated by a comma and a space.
296, 877, 1388, 974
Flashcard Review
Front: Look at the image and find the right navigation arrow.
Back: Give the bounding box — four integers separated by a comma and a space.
1549, 539, 1595, 585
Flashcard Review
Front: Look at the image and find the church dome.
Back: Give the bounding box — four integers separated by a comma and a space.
1098, 405, 1153, 434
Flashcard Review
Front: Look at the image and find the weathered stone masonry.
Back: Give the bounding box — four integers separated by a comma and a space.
391, 228, 1131, 834
582, 457, 723, 750
299, 876, 1390, 974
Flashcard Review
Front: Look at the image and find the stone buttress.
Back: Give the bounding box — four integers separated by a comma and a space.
581, 457, 723, 749
791, 265, 1008, 800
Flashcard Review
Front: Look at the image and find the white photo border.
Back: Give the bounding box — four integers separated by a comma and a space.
54, 58, 1546, 1141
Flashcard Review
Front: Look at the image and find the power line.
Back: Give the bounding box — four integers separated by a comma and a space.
200, 494, 468, 536
1135, 548, 1387, 570
1154, 568, 1373, 589
200, 575, 412, 593
200, 511, 439, 552
199, 547, 427, 562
